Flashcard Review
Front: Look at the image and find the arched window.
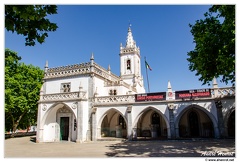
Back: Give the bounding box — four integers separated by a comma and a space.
114, 90, 117, 95
109, 90, 113, 95
127, 59, 131, 70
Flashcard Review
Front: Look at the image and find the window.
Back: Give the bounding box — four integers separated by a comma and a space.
109, 89, 117, 95
127, 59, 131, 70
114, 90, 117, 95
61, 83, 71, 93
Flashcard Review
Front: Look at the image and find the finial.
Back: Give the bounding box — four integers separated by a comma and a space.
128, 20, 132, 26
167, 80, 172, 91
91, 52, 94, 60
108, 64, 111, 71
44, 60, 48, 72
45, 60, 48, 67
212, 77, 218, 88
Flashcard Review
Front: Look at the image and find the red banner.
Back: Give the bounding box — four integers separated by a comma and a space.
175, 89, 211, 99
135, 92, 166, 102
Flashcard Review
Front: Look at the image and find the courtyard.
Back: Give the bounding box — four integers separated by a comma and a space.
4, 136, 235, 158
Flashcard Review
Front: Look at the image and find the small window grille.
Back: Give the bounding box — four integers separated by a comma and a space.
61, 83, 71, 93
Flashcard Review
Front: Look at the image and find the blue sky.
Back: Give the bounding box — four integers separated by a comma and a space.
4, 4, 234, 92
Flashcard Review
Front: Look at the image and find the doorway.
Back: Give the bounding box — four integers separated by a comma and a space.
60, 117, 69, 140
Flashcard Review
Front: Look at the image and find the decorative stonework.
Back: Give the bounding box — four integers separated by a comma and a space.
167, 103, 175, 110
94, 95, 135, 105
71, 102, 77, 109
42, 104, 47, 111
57, 106, 71, 113
215, 87, 235, 98
41, 92, 86, 102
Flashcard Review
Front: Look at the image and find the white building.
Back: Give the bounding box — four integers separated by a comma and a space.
36, 26, 235, 143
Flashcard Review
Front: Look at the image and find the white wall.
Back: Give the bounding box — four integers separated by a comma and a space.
45, 76, 89, 94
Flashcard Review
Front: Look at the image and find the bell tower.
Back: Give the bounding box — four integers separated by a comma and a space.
119, 25, 145, 93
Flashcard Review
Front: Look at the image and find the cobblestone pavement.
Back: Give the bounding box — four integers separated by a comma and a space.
4, 136, 236, 158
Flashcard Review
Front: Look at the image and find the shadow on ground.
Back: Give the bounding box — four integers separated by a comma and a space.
105, 139, 235, 157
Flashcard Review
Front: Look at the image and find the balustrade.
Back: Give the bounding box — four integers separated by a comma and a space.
41, 91, 86, 101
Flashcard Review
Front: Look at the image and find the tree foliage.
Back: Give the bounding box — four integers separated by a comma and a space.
187, 5, 235, 86
5, 5, 58, 46
5, 49, 44, 133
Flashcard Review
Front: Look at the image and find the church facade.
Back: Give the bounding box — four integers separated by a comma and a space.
36, 26, 235, 143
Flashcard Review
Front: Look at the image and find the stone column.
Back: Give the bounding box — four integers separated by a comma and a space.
215, 100, 226, 138
36, 103, 43, 143
76, 85, 87, 143
127, 105, 132, 140
36, 86, 44, 143
91, 107, 97, 141
76, 101, 83, 143
168, 103, 176, 139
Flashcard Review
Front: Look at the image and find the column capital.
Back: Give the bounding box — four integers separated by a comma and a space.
167, 103, 175, 110
91, 107, 97, 114
127, 105, 132, 113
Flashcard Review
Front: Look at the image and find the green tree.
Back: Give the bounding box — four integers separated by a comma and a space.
5, 49, 44, 134
5, 5, 58, 46
187, 5, 235, 86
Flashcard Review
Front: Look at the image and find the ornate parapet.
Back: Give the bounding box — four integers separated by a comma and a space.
93, 94, 135, 106
39, 91, 87, 102
212, 87, 235, 98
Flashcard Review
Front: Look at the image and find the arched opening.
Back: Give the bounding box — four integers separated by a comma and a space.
41, 103, 77, 142
100, 109, 127, 138
136, 109, 167, 139
179, 107, 214, 138
188, 111, 199, 137
127, 59, 131, 70
227, 110, 235, 137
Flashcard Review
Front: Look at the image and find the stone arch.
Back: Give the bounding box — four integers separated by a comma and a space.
98, 108, 127, 138
132, 106, 170, 139
175, 104, 218, 138
224, 107, 235, 137
40, 102, 76, 142
41, 102, 76, 128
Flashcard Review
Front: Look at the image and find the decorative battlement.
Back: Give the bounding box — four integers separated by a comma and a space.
44, 62, 120, 82
44, 63, 91, 79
